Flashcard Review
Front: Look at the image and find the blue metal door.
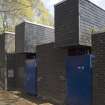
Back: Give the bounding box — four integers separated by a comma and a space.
66, 55, 92, 105
24, 59, 37, 96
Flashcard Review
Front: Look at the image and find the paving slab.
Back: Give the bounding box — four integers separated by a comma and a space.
0, 91, 54, 105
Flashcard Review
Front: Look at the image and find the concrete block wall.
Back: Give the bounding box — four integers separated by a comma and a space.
0, 34, 5, 66
15, 53, 25, 90
0, 32, 15, 90
4, 32, 15, 53
55, 0, 105, 47
0, 32, 15, 54
0, 32, 15, 64
0, 34, 5, 89
15, 21, 54, 53
92, 32, 105, 105
7, 54, 16, 90
36, 43, 68, 105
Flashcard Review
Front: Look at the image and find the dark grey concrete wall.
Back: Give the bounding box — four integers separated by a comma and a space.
0, 32, 15, 89
79, 0, 105, 46
0, 32, 15, 66
55, 0, 105, 47
92, 32, 105, 105
55, 0, 79, 47
5, 32, 15, 53
0, 34, 5, 66
7, 54, 16, 90
0, 35, 5, 90
15, 53, 25, 90
15, 21, 54, 53
15, 23, 25, 53
36, 43, 68, 105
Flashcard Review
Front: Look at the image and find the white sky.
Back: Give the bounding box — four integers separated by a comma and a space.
42, 0, 105, 15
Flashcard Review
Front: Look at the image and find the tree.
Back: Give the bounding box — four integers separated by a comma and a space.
33, 1, 54, 26
0, 0, 35, 33
0, 0, 54, 33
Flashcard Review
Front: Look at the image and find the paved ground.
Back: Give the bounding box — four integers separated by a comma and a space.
0, 91, 54, 105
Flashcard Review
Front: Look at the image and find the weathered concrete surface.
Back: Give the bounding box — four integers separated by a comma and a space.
37, 43, 68, 104
0, 91, 55, 105
15, 21, 54, 53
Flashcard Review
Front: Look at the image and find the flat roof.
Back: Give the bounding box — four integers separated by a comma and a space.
17, 20, 54, 29
5, 31, 15, 35
0, 32, 15, 35
55, 0, 105, 13
54, 0, 66, 6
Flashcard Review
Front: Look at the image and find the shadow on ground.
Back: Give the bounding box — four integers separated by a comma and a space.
10, 91, 59, 105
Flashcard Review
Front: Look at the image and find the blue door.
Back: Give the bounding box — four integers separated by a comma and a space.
24, 59, 37, 96
66, 55, 92, 105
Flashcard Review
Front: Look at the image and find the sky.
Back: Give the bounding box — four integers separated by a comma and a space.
42, 0, 105, 15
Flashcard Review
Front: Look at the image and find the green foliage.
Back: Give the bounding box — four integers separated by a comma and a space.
0, 0, 34, 32
0, 0, 54, 33
33, 1, 54, 26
